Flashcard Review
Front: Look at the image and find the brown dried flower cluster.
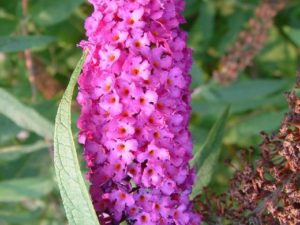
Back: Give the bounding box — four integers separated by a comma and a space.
213, 0, 288, 85
195, 82, 300, 224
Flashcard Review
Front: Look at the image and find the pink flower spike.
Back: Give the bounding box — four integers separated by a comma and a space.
78, 0, 200, 224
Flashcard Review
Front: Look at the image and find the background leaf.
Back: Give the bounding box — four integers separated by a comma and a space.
54, 52, 100, 225
0, 209, 42, 224
191, 107, 230, 198
192, 79, 290, 115
0, 36, 55, 53
0, 178, 53, 202
0, 141, 48, 162
0, 88, 54, 140
284, 26, 300, 47
30, 0, 85, 26
0, 115, 21, 145
225, 110, 286, 146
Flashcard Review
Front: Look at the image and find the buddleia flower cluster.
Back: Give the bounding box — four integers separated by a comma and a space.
77, 0, 200, 224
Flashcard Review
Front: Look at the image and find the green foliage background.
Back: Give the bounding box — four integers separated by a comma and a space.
0, 0, 299, 224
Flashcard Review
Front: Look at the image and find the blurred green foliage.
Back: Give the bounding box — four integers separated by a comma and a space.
0, 0, 299, 224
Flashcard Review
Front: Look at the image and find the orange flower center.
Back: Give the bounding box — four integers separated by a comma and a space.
149, 150, 155, 156
141, 215, 148, 222
119, 193, 126, 200
154, 131, 160, 138
148, 117, 155, 124
134, 41, 141, 48
157, 102, 164, 110
131, 68, 140, 75
147, 169, 154, 175
153, 61, 160, 68
109, 96, 116, 103
139, 97, 146, 105
114, 163, 122, 171
123, 88, 130, 95
117, 144, 125, 151
104, 83, 111, 91
113, 35, 120, 41
128, 18, 135, 25
118, 127, 127, 134
109, 54, 116, 62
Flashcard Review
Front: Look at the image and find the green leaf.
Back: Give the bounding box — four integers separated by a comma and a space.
0, 18, 17, 35
0, 88, 54, 140
0, 115, 21, 144
190, 62, 204, 89
284, 26, 300, 47
0, 35, 55, 53
184, 0, 201, 18
210, 79, 289, 102
0, 209, 42, 224
192, 79, 290, 115
217, 10, 250, 54
30, 0, 85, 26
225, 110, 285, 146
0, 141, 48, 162
54, 52, 99, 225
0, 178, 53, 202
257, 27, 297, 76
189, 1, 215, 50
190, 107, 230, 199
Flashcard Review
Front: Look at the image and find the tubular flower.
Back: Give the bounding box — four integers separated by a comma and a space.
77, 0, 200, 224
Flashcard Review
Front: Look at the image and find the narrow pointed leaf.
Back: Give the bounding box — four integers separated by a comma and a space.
54, 52, 100, 225
191, 106, 230, 198
0, 88, 54, 140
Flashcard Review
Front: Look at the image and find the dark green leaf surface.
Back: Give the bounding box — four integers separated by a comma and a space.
0, 88, 54, 140
0, 18, 17, 35
191, 107, 230, 198
54, 52, 100, 225
0, 36, 55, 53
